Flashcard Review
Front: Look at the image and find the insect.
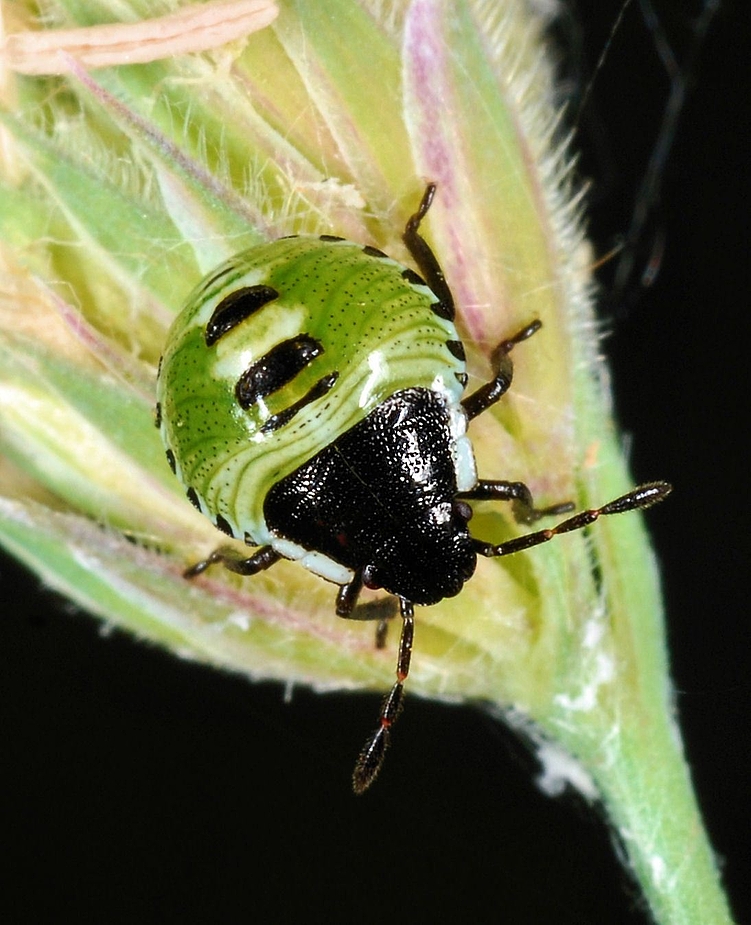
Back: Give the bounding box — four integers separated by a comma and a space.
156, 184, 671, 793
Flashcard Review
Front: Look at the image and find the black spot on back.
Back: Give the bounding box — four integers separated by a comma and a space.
446, 340, 466, 361
430, 299, 453, 320
205, 285, 279, 346
401, 267, 426, 287
260, 371, 339, 433
236, 335, 325, 409
363, 245, 388, 258
215, 513, 234, 536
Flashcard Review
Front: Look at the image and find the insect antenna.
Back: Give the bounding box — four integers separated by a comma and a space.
472, 482, 672, 559
352, 597, 414, 794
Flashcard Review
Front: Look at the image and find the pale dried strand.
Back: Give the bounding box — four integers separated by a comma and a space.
1, 0, 279, 75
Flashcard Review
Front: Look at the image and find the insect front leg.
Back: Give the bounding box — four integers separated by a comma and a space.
458, 479, 575, 525
336, 570, 398, 649
461, 320, 542, 421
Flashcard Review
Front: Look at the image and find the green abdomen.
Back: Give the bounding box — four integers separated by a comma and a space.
157, 237, 466, 545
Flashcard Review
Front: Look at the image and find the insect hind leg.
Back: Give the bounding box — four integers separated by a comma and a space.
183, 544, 281, 579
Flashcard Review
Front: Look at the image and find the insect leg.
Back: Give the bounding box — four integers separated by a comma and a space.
336, 571, 398, 648
461, 320, 542, 421
458, 479, 575, 525
402, 183, 455, 321
352, 597, 414, 794
336, 569, 364, 616
472, 482, 672, 558
183, 544, 281, 578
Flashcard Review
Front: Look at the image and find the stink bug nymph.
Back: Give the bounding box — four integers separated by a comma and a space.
156, 185, 671, 793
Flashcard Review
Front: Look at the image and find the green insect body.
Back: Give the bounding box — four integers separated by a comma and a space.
156, 235, 471, 582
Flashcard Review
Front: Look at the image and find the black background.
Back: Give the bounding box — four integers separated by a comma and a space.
2, 2, 748, 922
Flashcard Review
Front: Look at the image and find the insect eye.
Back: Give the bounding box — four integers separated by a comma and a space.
454, 500, 473, 522
362, 564, 381, 590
